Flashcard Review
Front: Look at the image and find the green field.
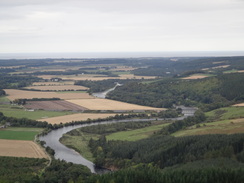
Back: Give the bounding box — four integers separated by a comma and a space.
172, 119, 244, 137
106, 122, 170, 141
60, 132, 98, 161
172, 106, 244, 137
0, 127, 43, 140
0, 97, 10, 103
206, 106, 244, 121
0, 104, 73, 120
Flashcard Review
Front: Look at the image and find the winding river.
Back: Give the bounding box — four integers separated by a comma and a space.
38, 106, 196, 174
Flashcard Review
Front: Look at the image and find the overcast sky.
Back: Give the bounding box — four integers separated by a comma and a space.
1, 0, 244, 54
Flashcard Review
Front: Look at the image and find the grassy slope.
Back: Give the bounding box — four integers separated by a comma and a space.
106, 122, 170, 141
0, 127, 43, 140
172, 106, 244, 137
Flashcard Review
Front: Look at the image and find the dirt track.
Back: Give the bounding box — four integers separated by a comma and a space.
0, 139, 48, 159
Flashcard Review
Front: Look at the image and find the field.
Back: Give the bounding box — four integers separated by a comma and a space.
172, 118, 244, 137
67, 98, 165, 111
182, 74, 212, 80
0, 139, 48, 159
38, 113, 117, 124
206, 106, 244, 120
0, 104, 73, 120
24, 85, 88, 91
233, 103, 244, 107
24, 100, 87, 111
60, 133, 97, 161
32, 81, 75, 85
106, 122, 170, 141
0, 127, 43, 140
4, 89, 94, 100
38, 74, 156, 81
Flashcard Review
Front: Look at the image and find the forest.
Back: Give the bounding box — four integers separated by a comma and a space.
108, 73, 244, 111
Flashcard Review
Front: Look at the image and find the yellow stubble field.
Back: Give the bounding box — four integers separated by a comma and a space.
24, 85, 88, 91
38, 113, 117, 124
4, 89, 94, 100
66, 98, 165, 111
0, 139, 48, 159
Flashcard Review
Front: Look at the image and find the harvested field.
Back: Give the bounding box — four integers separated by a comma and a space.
38, 113, 116, 124
25, 100, 87, 111
182, 75, 209, 80
4, 89, 94, 100
24, 85, 88, 91
38, 74, 156, 81
32, 81, 75, 86
0, 139, 48, 159
233, 103, 244, 107
67, 98, 165, 111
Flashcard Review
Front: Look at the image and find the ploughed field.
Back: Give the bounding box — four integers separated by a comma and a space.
0, 139, 48, 159
25, 100, 88, 111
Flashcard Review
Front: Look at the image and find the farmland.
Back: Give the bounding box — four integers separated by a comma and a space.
0, 127, 41, 140
67, 98, 165, 111
4, 89, 94, 100
24, 100, 87, 111
38, 113, 117, 124
172, 118, 244, 137
24, 85, 88, 91
106, 122, 170, 141
0, 139, 48, 159
38, 74, 156, 81
0, 104, 73, 120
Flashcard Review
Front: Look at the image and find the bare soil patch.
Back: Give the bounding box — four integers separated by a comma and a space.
38, 113, 116, 124
66, 98, 164, 111
24, 100, 88, 111
0, 139, 48, 159
233, 103, 244, 107
24, 85, 88, 91
4, 89, 94, 100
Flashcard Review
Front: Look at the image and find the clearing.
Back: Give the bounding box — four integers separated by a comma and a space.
106, 122, 170, 141
0, 139, 48, 159
172, 118, 244, 137
66, 98, 165, 111
4, 89, 94, 100
38, 113, 116, 124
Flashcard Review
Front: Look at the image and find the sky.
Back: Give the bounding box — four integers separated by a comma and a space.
0, 0, 244, 54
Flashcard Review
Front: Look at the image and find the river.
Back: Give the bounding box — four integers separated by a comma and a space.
38, 106, 196, 174
92, 82, 122, 98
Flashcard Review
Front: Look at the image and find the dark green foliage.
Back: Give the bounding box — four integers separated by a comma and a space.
77, 122, 151, 135
86, 165, 244, 183
0, 89, 6, 96
0, 74, 40, 89
40, 159, 91, 183
89, 133, 244, 169
0, 156, 47, 183
108, 73, 244, 111
0, 111, 50, 128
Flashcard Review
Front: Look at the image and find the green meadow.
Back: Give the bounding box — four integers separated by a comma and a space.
0, 127, 43, 140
